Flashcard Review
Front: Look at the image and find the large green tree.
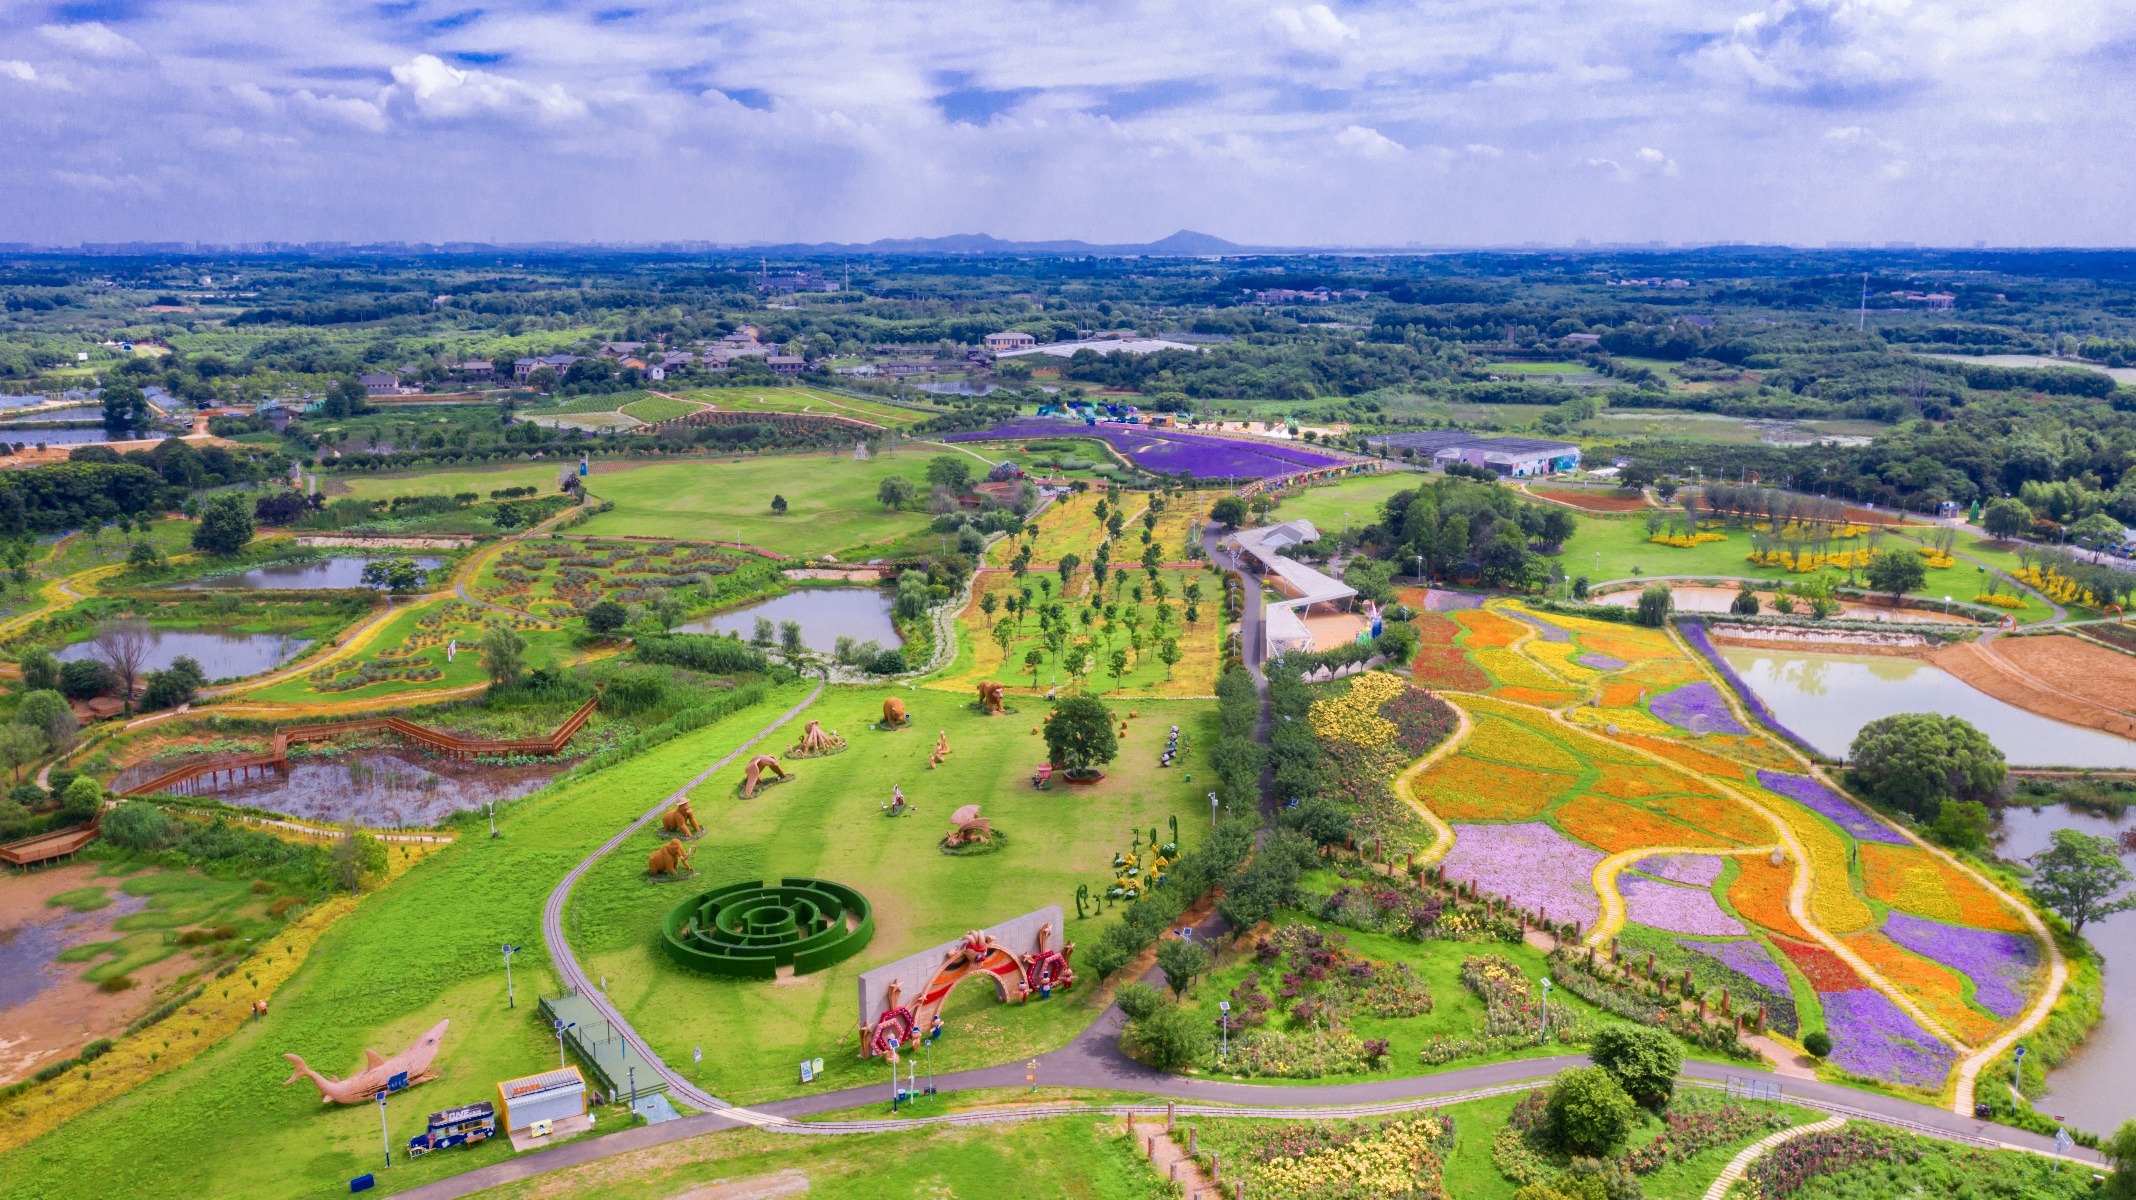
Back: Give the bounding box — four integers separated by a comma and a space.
190, 492, 255, 556
1865, 548, 1927, 605
1981, 497, 2033, 540
1587, 1025, 1682, 1107
1545, 1066, 1637, 1156
1845, 713, 2004, 821
100, 382, 151, 438
1043, 694, 1117, 772
2031, 828, 2136, 935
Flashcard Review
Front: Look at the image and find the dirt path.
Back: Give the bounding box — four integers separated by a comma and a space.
1129, 1114, 1220, 1197
1929, 635, 2136, 739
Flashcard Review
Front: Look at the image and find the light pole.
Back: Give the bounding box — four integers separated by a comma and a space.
1208, 791, 1219, 827
1219, 1000, 1230, 1065
554, 1020, 575, 1068
502, 944, 520, 1009
1540, 977, 1553, 1043
375, 1089, 392, 1169
487, 800, 498, 838
628, 1065, 637, 1118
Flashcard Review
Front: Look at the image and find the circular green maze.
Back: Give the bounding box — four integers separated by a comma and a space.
660, 878, 874, 980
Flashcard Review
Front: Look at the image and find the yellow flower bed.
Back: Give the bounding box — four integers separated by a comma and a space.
1308, 671, 1407, 747
1747, 548, 1874, 573
1461, 713, 1587, 773
1649, 531, 1729, 547
1752, 521, 1868, 540
1526, 639, 1603, 681
1973, 593, 2025, 610
1914, 547, 1956, 568
1474, 646, 1572, 693
2014, 566, 2097, 607
1756, 785, 1875, 935
1250, 1118, 1450, 1196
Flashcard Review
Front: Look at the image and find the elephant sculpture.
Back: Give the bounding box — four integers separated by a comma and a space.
661, 800, 702, 838
740, 753, 788, 798
882, 696, 909, 727
648, 838, 694, 878
975, 681, 1006, 714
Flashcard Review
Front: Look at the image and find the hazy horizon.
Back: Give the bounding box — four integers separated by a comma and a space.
5, 0, 2133, 248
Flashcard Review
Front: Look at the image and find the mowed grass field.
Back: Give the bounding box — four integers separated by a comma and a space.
0, 684, 815, 1200
1269, 471, 1423, 537
571, 456, 938, 557
567, 687, 1225, 1107
679, 385, 932, 429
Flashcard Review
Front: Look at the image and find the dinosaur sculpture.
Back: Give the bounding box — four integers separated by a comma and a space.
975, 681, 1006, 715
648, 838, 694, 877
943, 803, 992, 847
790, 719, 845, 756
661, 800, 702, 838
881, 696, 909, 728
740, 754, 788, 798
283, 1020, 449, 1104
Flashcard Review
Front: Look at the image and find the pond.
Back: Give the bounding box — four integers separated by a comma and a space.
57, 627, 312, 681
675, 588, 900, 652
1722, 648, 2136, 768
196, 752, 557, 828
172, 556, 444, 591
1996, 804, 2136, 1132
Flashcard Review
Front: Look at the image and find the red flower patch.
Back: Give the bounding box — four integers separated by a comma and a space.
1774, 936, 1865, 992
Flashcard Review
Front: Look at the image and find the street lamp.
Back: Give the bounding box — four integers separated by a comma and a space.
1540, 977, 1553, 1043
554, 1020, 575, 1068
501, 944, 520, 1009
1219, 1000, 1230, 1064
487, 800, 498, 838
1209, 791, 1219, 827
375, 1089, 392, 1169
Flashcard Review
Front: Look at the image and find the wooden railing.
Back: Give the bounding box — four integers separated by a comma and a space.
122, 693, 601, 799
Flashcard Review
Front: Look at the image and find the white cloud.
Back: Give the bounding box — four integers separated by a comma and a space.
1270, 4, 1358, 52
2, 61, 37, 82
1636, 147, 1681, 177
39, 22, 142, 59
388, 54, 587, 122
293, 90, 388, 134
1336, 125, 1402, 159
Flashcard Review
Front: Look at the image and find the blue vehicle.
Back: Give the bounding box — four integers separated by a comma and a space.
406, 1101, 496, 1156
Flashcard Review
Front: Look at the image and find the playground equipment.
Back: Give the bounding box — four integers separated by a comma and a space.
661, 878, 875, 979
660, 800, 703, 839
974, 681, 1007, 715
943, 804, 993, 847
787, 719, 847, 758
647, 838, 695, 879
283, 1020, 449, 1105
858, 912, 1075, 1062
738, 754, 789, 798
877, 696, 911, 730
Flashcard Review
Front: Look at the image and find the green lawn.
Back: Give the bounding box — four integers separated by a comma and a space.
242, 598, 570, 705
570, 456, 937, 558
680, 385, 932, 429
330, 462, 583, 504
0, 683, 814, 1200
1271, 471, 1425, 536
617, 396, 700, 423
568, 687, 1225, 1107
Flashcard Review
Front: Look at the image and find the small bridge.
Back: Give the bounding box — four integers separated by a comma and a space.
0, 819, 100, 867
121, 693, 601, 799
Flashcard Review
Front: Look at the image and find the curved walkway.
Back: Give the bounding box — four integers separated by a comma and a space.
1701, 1114, 1846, 1200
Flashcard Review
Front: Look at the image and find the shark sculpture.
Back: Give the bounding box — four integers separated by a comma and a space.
283, 1019, 450, 1104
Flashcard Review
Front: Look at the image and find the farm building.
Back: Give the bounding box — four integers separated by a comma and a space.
1365, 431, 1581, 477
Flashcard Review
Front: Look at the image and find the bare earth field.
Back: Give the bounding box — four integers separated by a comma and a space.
0, 864, 190, 1085
1930, 633, 2136, 738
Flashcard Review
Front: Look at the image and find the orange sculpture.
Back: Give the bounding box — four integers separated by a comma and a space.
661, 800, 702, 838
284, 1020, 449, 1104
789, 719, 845, 757
975, 681, 1006, 715
648, 837, 694, 877
944, 803, 992, 847
881, 696, 909, 728
740, 753, 788, 798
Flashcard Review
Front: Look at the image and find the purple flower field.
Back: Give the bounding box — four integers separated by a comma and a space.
944, 418, 1350, 479
1883, 912, 2039, 1019
1820, 987, 1957, 1088
1635, 853, 1725, 887
1649, 681, 1749, 736
1677, 938, 1790, 992
1577, 652, 1626, 669
1621, 876, 1745, 936
1756, 770, 1905, 844
1676, 622, 1820, 754
1442, 821, 1603, 927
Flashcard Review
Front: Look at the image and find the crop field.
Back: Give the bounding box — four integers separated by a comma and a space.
0, 685, 817, 1200
523, 390, 656, 415
989, 488, 1200, 569
938, 566, 1224, 697
470, 537, 784, 624
616, 396, 704, 423
1395, 596, 2052, 1097
567, 687, 1220, 1106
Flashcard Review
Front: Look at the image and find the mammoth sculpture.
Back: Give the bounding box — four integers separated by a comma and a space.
661, 800, 702, 838
648, 838, 694, 878
739, 753, 788, 798
881, 696, 909, 728
975, 681, 1006, 715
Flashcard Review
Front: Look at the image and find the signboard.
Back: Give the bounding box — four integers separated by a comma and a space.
388, 1071, 409, 1093
799, 1060, 815, 1083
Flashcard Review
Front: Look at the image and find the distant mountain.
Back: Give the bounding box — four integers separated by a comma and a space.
747, 229, 1249, 257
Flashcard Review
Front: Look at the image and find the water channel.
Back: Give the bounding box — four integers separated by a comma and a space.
675, 588, 900, 653
1722, 647, 2136, 768
1996, 804, 2136, 1131
56, 627, 311, 681
172, 556, 444, 591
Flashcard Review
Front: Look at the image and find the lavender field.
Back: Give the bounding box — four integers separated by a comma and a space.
946, 418, 1351, 479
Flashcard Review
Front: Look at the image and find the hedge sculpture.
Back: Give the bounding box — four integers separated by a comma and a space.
661, 800, 702, 838
662, 878, 875, 980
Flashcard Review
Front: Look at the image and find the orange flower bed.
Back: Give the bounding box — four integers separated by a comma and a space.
1646, 793, 1770, 845
1592, 762, 1725, 801
1557, 794, 1730, 854
1844, 931, 2003, 1045
1860, 843, 2030, 934
1775, 936, 1865, 992
1412, 644, 1489, 691
1455, 608, 1528, 648
1493, 685, 1586, 706
1619, 733, 1755, 783
1579, 631, 1678, 662
1730, 856, 1812, 941
1599, 680, 1649, 708
1413, 755, 1572, 820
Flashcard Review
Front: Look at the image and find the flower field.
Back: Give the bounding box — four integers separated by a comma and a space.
1858, 842, 2031, 933
1411, 755, 1571, 820
989, 488, 1196, 567
1409, 612, 1489, 691
1635, 853, 1725, 886
1727, 854, 1813, 941
1760, 800, 1875, 935
1440, 821, 1604, 927
1843, 930, 2001, 1045
1649, 681, 1750, 735
1453, 608, 1528, 648
1818, 988, 1958, 1089
1677, 937, 1789, 992
1461, 714, 1586, 773
1756, 770, 1904, 845
1882, 913, 2038, 1020
1556, 794, 1733, 853
1776, 936, 1866, 992
1213, 1114, 1456, 1200
1309, 670, 1406, 746
1642, 792, 1773, 845
1616, 733, 1756, 783
1620, 876, 1746, 936
947, 419, 1352, 479
941, 564, 1224, 697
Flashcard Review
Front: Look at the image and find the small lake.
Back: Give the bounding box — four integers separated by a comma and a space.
1996, 804, 2136, 1131
173, 557, 444, 591
675, 588, 900, 652
57, 627, 311, 681
1723, 648, 2136, 768
202, 752, 557, 828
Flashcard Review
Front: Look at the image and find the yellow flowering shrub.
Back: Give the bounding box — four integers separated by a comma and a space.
1649, 531, 1729, 547
1241, 1117, 1453, 1198
1973, 593, 2025, 610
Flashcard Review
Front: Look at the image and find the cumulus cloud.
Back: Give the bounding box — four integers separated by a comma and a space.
1270, 4, 1357, 53
39, 22, 142, 59
388, 54, 587, 122
1336, 125, 1402, 159
2, 61, 37, 82
294, 90, 389, 133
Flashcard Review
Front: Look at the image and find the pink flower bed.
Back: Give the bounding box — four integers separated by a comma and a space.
1621, 876, 1746, 936
1441, 822, 1603, 928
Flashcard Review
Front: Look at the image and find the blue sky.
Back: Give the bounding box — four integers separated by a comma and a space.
2, 0, 2132, 246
